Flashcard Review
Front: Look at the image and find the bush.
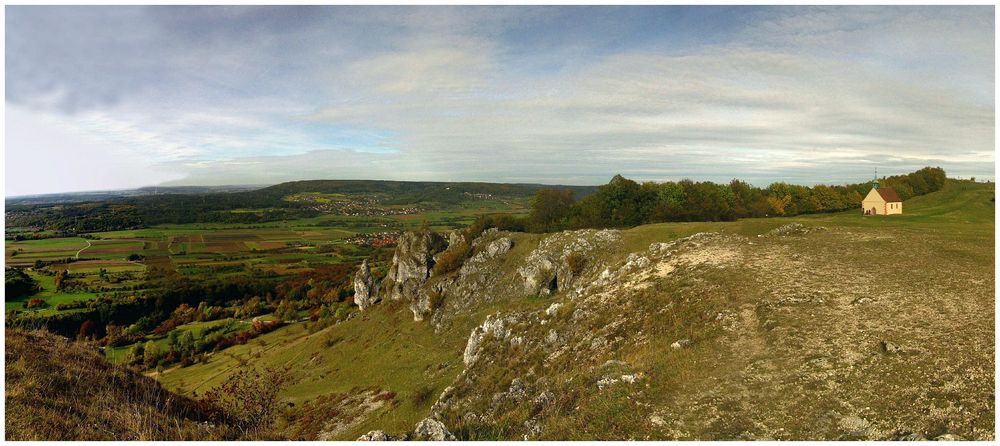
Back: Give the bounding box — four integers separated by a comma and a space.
410, 385, 435, 406
566, 252, 587, 276
24, 298, 47, 309
202, 366, 292, 438
432, 240, 470, 276
468, 214, 527, 239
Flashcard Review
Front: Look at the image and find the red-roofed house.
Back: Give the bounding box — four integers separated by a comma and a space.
861, 186, 902, 215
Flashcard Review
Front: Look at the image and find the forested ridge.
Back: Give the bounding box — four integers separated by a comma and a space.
476, 167, 948, 232
5, 180, 595, 233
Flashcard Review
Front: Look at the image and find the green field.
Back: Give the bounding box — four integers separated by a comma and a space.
4, 271, 100, 315
5, 196, 529, 322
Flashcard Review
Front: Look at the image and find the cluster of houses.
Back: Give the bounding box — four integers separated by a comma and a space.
346, 231, 401, 248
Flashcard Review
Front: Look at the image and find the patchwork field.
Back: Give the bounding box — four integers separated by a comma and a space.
5, 198, 530, 320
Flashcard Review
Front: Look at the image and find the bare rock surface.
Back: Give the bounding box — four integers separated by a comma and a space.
412, 418, 456, 441
379, 231, 448, 320
353, 259, 379, 311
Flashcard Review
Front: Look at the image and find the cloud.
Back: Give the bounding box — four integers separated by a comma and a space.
4, 6, 994, 195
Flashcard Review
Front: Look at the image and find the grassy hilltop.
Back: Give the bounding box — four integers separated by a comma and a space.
5, 178, 993, 440
143, 179, 993, 439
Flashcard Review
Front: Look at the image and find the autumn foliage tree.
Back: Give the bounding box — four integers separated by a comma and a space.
202, 366, 292, 439
527, 188, 576, 232
470, 167, 947, 234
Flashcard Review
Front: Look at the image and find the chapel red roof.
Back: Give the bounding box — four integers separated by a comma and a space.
876, 187, 901, 203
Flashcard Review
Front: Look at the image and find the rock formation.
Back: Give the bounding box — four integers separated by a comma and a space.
412, 418, 456, 441
356, 430, 393, 441
380, 231, 447, 302
353, 259, 379, 311
376, 231, 448, 321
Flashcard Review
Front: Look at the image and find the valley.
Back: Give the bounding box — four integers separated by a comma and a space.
5, 176, 994, 440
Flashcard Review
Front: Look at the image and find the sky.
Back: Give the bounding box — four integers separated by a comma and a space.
5, 6, 995, 196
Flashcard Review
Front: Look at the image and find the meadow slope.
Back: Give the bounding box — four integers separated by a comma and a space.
156, 180, 994, 439
5, 329, 228, 440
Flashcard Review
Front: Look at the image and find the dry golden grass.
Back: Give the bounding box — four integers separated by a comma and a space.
5, 329, 232, 440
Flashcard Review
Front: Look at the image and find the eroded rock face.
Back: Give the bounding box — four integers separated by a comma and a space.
517, 229, 621, 296
353, 260, 379, 311
381, 231, 447, 302
412, 418, 456, 441
459, 237, 513, 277
410, 290, 434, 322
463, 314, 519, 367
379, 231, 448, 321
357, 430, 392, 441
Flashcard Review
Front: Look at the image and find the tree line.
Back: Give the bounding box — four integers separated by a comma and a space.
476, 167, 947, 232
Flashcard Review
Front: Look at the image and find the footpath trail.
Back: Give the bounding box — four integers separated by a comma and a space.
74, 239, 92, 259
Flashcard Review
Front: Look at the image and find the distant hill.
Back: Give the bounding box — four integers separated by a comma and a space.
5, 179, 597, 233
5, 329, 228, 440
6, 185, 268, 205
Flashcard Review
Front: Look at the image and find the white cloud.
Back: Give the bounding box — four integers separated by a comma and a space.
5, 6, 995, 193
5, 105, 186, 196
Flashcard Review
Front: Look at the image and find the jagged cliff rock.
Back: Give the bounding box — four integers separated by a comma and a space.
517, 229, 620, 296
381, 231, 448, 301
459, 237, 513, 277
353, 260, 379, 311
377, 231, 448, 321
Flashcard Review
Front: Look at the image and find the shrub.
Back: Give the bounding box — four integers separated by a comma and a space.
566, 252, 587, 276
202, 366, 292, 438
410, 385, 435, 406
432, 240, 470, 276
24, 298, 47, 309
428, 289, 446, 311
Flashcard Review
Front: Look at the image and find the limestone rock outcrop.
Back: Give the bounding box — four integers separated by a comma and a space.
353, 259, 379, 311
380, 231, 448, 302
357, 430, 392, 441
517, 229, 620, 296
412, 418, 456, 441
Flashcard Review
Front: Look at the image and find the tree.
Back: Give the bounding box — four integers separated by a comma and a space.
528, 188, 575, 232
78, 320, 95, 340
167, 330, 181, 349
53, 269, 69, 291
180, 331, 196, 355
143, 340, 160, 368
202, 366, 292, 438
573, 174, 655, 228
765, 195, 791, 216
5, 268, 40, 299
129, 343, 145, 364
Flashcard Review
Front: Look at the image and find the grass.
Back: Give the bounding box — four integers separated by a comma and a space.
105, 318, 252, 364
4, 271, 100, 314
8, 179, 991, 440
5, 329, 230, 440
158, 301, 463, 438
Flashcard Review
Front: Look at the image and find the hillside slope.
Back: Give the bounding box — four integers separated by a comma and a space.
5, 329, 228, 440
158, 180, 994, 440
